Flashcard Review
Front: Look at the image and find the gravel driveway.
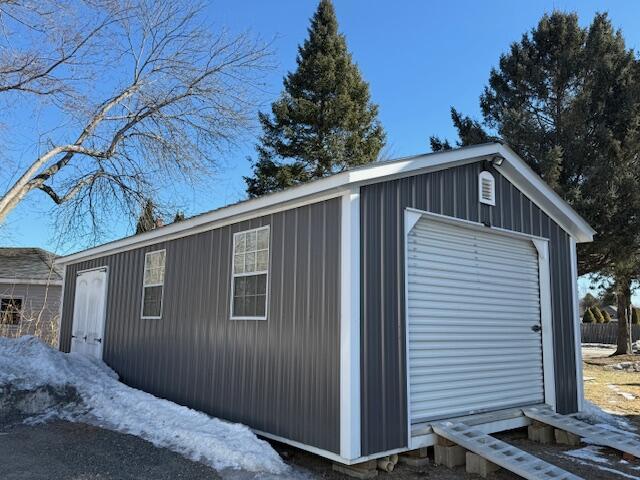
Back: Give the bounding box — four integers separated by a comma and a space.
0, 420, 219, 480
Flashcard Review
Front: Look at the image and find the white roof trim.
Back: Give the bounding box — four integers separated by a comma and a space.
56, 143, 594, 266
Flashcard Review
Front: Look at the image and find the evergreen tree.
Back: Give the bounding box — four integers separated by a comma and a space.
602, 309, 612, 323
135, 199, 158, 234
430, 12, 640, 354
173, 211, 185, 223
245, 0, 385, 197
632, 308, 640, 325
430, 108, 497, 152
593, 307, 605, 323
582, 308, 595, 323
580, 293, 599, 311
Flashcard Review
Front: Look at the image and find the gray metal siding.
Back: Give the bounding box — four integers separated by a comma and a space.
60, 198, 341, 453
360, 162, 577, 455
0, 282, 61, 343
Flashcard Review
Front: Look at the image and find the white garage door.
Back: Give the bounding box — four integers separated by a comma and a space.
407, 215, 545, 423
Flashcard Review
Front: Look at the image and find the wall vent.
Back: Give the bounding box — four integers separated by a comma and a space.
479, 171, 496, 206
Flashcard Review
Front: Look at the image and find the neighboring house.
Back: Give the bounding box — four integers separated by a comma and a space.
602, 304, 618, 320
56, 143, 594, 465
0, 248, 63, 345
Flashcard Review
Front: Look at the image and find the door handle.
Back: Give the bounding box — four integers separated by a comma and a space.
95, 338, 102, 343
531, 324, 542, 332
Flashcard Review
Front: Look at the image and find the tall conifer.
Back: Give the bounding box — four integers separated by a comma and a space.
245, 0, 385, 197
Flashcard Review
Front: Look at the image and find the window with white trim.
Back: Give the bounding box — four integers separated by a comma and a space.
231, 226, 269, 319
142, 250, 165, 319
479, 171, 496, 206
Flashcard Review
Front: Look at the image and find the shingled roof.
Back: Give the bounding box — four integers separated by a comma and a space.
0, 248, 63, 281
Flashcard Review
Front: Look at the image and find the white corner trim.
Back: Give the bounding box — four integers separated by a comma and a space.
405, 209, 422, 235
340, 187, 361, 460
56, 269, 67, 349
403, 209, 418, 449
533, 239, 556, 410
570, 238, 584, 412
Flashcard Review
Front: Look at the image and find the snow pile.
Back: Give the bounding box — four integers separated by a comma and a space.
574, 400, 638, 435
564, 446, 640, 480
0, 336, 288, 475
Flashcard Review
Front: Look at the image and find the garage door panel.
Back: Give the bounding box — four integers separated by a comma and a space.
408, 273, 541, 293
410, 354, 543, 369
409, 245, 537, 275
411, 392, 542, 421
407, 216, 545, 423
410, 366, 543, 382
408, 310, 541, 321
410, 230, 539, 258
411, 379, 544, 401
408, 258, 540, 280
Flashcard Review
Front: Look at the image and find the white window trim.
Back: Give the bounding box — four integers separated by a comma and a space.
140, 249, 166, 320
230, 225, 270, 321
479, 170, 496, 206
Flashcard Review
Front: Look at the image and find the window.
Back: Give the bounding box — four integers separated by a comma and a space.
231, 226, 269, 319
141, 250, 165, 319
479, 171, 496, 206
1, 297, 22, 325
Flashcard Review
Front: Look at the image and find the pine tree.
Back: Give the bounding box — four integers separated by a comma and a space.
244, 0, 385, 197
135, 199, 158, 234
430, 12, 640, 355
430, 108, 496, 152
582, 308, 595, 323
602, 309, 612, 323
173, 211, 185, 223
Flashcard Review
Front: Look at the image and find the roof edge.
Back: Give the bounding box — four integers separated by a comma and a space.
56, 142, 594, 265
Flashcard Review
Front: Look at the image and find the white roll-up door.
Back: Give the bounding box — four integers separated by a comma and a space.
407, 215, 544, 423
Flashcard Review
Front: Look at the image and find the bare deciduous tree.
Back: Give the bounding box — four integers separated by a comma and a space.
0, 0, 270, 240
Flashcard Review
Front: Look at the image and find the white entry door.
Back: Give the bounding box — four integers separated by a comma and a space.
71, 268, 108, 359
406, 215, 545, 423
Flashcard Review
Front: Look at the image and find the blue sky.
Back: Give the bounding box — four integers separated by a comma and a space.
3, 0, 640, 299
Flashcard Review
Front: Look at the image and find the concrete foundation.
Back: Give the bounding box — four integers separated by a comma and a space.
466, 451, 500, 478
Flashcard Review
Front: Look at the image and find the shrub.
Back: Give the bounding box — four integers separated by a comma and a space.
632, 308, 640, 325
593, 307, 605, 323
602, 309, 612, 323
582, 308, 596, 324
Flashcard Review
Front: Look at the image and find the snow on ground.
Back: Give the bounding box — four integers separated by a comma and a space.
0, 336, 288, 476
574, 400, 639, 435
564, 446, 640, 479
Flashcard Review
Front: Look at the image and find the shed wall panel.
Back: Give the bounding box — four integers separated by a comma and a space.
360, 162, 577, 455
60, 198, 341, 453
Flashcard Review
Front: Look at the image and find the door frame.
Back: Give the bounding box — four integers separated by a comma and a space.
403, 208, 556, 444
72, 266, 109, 359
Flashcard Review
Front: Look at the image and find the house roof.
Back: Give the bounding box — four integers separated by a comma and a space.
0, 248, 63, 284
56, 142, 596, 266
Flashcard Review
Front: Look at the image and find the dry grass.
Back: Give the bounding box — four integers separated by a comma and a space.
583, 360, 640, 417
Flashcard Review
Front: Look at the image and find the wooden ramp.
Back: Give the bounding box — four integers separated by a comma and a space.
432, 422, 583, 480
523, 406, 640, 458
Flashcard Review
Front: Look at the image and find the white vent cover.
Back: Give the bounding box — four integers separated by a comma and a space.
479, 171, 496, 206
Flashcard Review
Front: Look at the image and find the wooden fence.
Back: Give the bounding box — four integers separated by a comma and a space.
581, 322, 640, 344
